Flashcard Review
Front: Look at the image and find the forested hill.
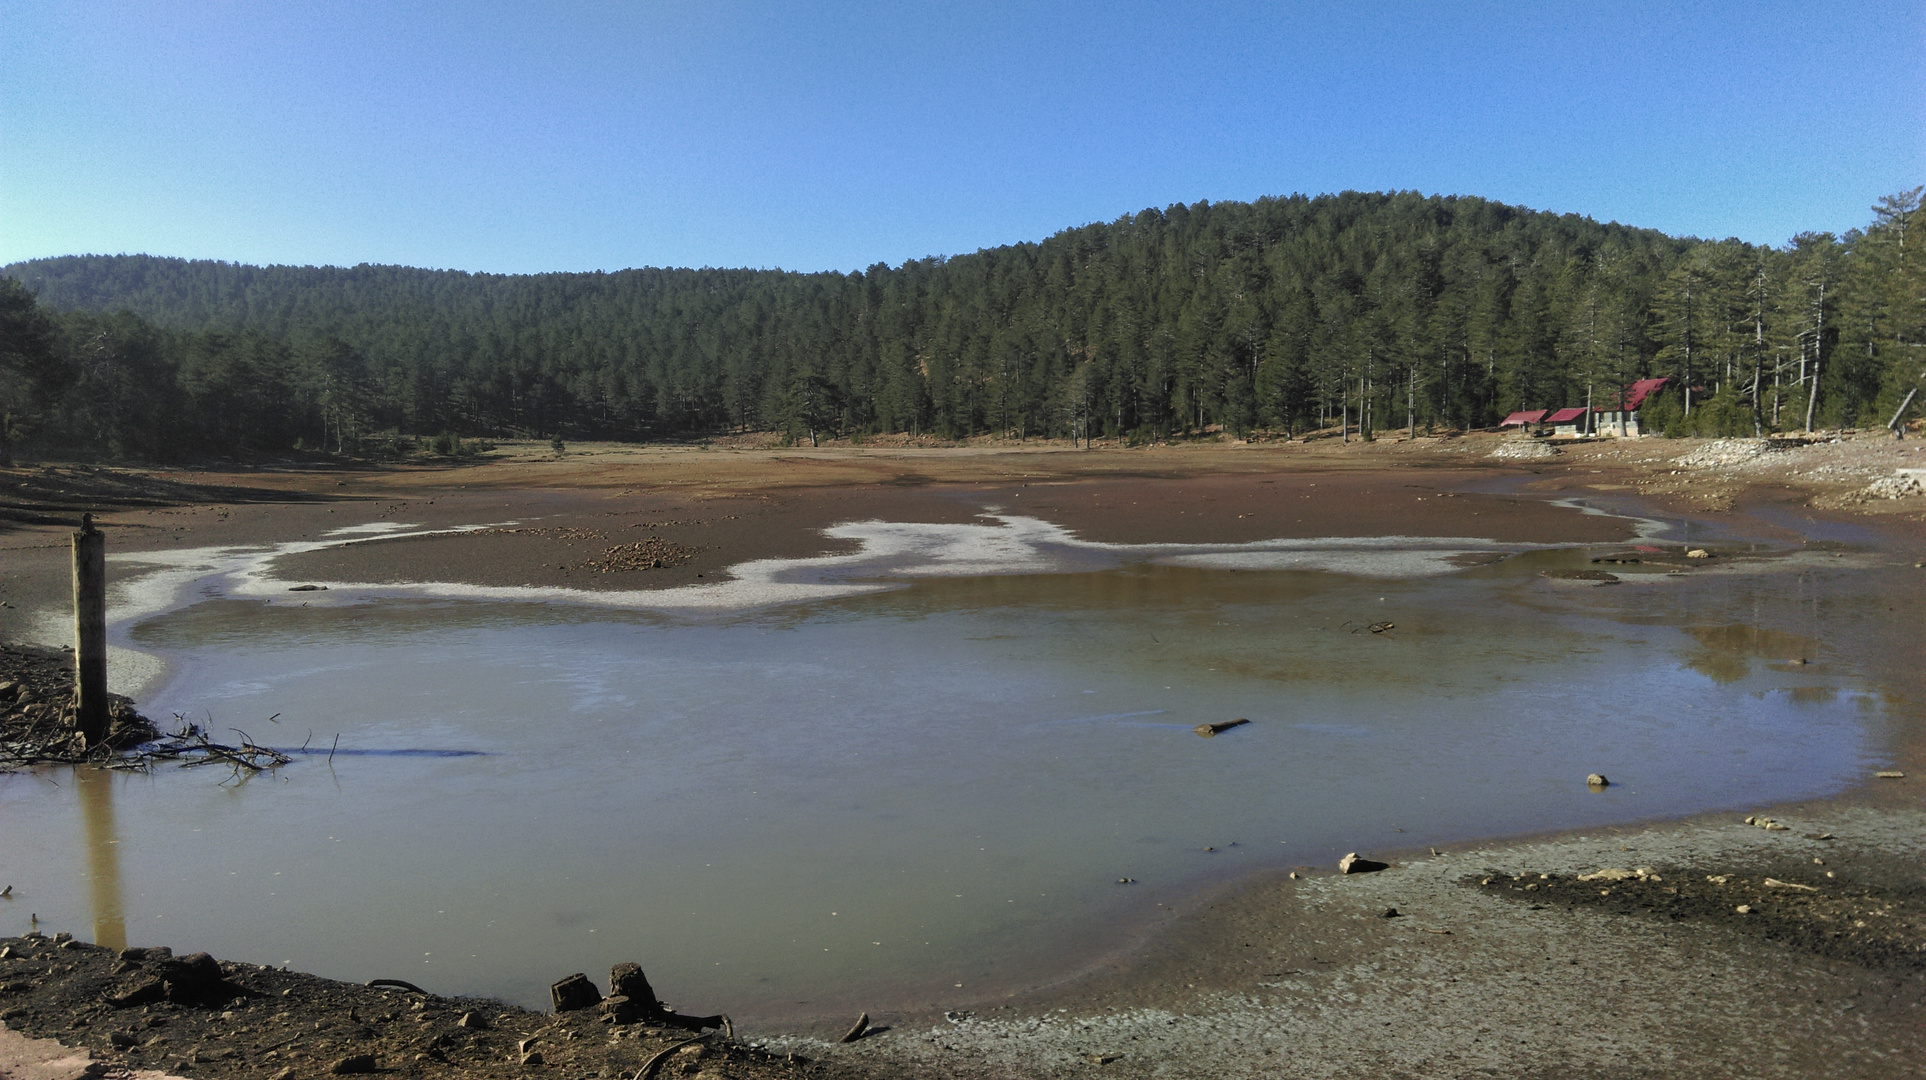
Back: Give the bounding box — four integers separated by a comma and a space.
4, 188, 1922, 461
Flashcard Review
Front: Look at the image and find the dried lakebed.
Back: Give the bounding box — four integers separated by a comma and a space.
0, 506, 1918, 1067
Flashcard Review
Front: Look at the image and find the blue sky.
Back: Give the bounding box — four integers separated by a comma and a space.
3, 2, 1922, 273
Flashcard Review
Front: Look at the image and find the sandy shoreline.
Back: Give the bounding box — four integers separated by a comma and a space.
2, 432, 1922, 1078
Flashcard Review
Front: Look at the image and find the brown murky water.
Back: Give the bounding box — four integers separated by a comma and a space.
0, 531, 1894, 1024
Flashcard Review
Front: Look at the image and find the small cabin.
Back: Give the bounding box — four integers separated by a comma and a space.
1592, 377, 1671, 438
1499, 409, 1550, 433
1548, 407, 1588, 438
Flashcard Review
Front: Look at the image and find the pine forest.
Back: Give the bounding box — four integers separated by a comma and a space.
3, 188, 1923, 462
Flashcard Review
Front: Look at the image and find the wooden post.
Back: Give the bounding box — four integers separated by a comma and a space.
72, 513, 108, 748
1890, 387, 1919, 440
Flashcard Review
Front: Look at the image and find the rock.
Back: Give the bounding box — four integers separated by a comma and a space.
328, 1054, 378, 1075
287, 584, 328, 592
599, 995, 637, 1024
1764, 878, 1819, 892
456, 1010, 487, 1029
1338, 852, 1388, 874
1577, 867, 1659, 883
1381, 907, 1402, 918
1194, 719, 1250, 737
550, 972, 602, 1012
106, 978, 167, 1009
840, 1012, 871, 1043
1686, 549, 1710, 559
1875, 770, 1906, 779
1578, 868, 1635, 882
609, 962, 659, 1007
1586, 773, 1609, 787
1735, 904, 1752, 915
158, 952, 221, 989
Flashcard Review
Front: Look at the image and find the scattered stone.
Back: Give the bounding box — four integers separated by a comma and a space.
328, 1053, 377, 1075
1586, 773, 1609, 787
1491, 440, 1557, 460
1673, 439, 1772, 470
1577, 867, 1660, 883
1865, 472, 1924, 499
550, 972, 602, 1012
1338, 853, 1388, 874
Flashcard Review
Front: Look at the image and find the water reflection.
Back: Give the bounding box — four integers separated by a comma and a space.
8, 559, 1885, 1021
1682, 624, 1823, 684
75, 767, 126, 950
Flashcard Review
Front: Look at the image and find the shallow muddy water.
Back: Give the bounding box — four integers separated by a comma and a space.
0, 522, 1896, 1024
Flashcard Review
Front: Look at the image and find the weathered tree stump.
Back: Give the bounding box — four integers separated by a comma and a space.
550, 972, 602, 1012
609, 961, 660, 1007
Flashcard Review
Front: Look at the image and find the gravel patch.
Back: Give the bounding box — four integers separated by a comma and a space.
782, 805, 1926, 1079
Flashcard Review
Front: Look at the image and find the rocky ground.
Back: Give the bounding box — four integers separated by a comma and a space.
0, 644, 156, 768
0, 941, 862, 1080
776, 803, 1926, 1080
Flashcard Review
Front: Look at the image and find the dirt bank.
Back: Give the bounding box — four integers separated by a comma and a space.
0, 938, 857, 1080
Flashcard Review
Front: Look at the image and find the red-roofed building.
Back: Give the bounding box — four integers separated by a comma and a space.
1594, 377, 1671, 437
1499, 409, 1550, 429
1547, 407, 1588, 437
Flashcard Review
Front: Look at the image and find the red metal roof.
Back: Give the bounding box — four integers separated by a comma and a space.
1499, 409, 1550, 426
1546, 407, 1587, 424
1595, 377, 1671, 412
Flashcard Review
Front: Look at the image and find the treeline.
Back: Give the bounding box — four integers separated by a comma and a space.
4, 188, 1923, 461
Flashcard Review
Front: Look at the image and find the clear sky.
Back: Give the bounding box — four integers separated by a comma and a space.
3, 1, 1922, 274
